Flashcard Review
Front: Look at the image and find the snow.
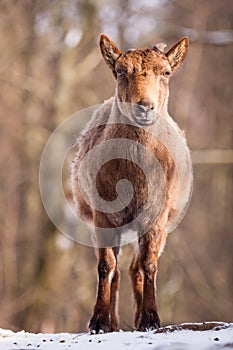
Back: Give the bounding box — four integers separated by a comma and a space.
0, 323, 232, 350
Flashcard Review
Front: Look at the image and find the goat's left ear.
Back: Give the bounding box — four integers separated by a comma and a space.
100, 34, 122, 78
166, 37, 189, 73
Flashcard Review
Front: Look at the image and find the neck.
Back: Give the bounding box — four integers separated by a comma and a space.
159, 90, 169, 118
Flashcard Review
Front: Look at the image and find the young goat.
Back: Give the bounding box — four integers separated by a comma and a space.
71, 35, 192, 333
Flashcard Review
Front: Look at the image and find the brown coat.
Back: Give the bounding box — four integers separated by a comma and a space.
71, 35, 192, 332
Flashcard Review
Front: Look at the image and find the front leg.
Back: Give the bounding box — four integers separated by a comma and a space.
89, 247, 116, 334
138, 229, 166, 331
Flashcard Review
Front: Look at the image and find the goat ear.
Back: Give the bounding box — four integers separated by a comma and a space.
166, 37, 189, 72
100, 34, 122, 78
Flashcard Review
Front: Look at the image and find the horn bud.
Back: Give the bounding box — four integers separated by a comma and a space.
153, 43, 167, 54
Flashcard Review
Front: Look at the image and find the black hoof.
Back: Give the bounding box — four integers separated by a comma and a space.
138, 310, 160, 331
89, 312, 111, 334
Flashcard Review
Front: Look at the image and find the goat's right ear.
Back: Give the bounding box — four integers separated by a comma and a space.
100, 34, 122, 78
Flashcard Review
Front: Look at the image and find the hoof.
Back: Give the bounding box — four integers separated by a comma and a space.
138, 310, 160, 331
89, 311, 111, 334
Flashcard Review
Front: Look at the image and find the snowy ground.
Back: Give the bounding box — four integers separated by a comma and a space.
0, 322, 232, 350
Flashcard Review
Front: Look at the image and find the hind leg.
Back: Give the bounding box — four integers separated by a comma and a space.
110, 260, 120, 331
129, 254, 143, 329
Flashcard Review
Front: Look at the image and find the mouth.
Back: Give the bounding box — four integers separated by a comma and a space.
133, 112, 157, 126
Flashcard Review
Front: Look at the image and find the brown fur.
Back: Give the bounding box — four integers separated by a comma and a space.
71, 34, 191, 332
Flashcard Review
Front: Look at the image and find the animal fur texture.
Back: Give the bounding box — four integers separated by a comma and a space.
71, 34, 193, 333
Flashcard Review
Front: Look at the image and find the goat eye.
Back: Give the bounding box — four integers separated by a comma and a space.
116, 69, 126, 77
163, 71, 171, 77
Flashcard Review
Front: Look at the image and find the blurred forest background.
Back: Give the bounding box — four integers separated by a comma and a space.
0, 0, 232, 333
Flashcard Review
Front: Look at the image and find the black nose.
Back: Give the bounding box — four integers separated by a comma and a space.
135, 100, 154, 114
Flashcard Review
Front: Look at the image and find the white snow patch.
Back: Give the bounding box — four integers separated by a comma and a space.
0, 323, 232, 350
